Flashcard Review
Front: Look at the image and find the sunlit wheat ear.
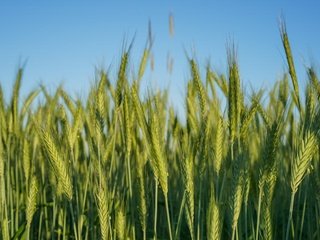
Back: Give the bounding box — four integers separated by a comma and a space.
205, 66, 218, 101
59, 88, 76, 116
231, 173, 244, 230
257, 102, 271, 127
308, 67, 320, 98
116, 51, 129, 109
280, 20, 301, 111
182, 155, 194, 238
243, 170, 251, 207
214, 116, 224, 176
261, 168, 277, 240
11, 68, 23, 135
95, 75, 106, 142
41, 128, 73, 200
116, 205, 126, 240
123, 91, 132, 157
213, 74, 228, 97
131, 82, 149, 142
138, 47, 150, 83
150, 111, 168, 195
263, 207, 273, 240
263, 121, 281, 169
291, 131, 317, 194
0, 141, 5, 211
96, 186, 110, 240
264, 166, 278, 206
278, 74, 289, 108
304, 85, 316, 131
23, 138, 30, 183
230, 155, 245, 235
26, 175, 38, 228
0, 83, 5, 108
207, 193, 222, 240
137, 152, 147, 237
69, 107, 82, 148
20, 89, 40, 120
0, 138, 4, 181
190, 59, 207, 119
186, 86, 199, 134
227, 46, 242, 144
240, 94, 260, 139
101, 132, 115, 165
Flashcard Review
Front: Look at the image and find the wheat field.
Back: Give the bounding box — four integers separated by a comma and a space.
1, 23, 320, 240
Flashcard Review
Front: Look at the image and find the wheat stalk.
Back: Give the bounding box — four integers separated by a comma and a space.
1, 218, 9, 240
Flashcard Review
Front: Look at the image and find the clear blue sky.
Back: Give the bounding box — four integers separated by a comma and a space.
1, 2, 320, 112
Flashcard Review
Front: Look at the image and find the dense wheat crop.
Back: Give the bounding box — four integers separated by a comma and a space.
1, 24, 320, 240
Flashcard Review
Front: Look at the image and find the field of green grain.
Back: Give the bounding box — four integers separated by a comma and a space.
1, 23, 320, 240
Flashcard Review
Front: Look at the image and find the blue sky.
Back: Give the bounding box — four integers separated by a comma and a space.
1, 2, 320, 112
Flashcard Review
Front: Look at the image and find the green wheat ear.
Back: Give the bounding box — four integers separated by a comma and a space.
190, 59, 207, 119
96, 186, 110, 240
23, 138, 30, 183
26, 175, 38, 229
227, 45, 242, 145
230, 154, 245, 238
0, 138, 4, 182
214, 116, 224, 176
207, 192, 222, 240
149, 110, 168, 195
137, 47, 150, 84
280, 20, 301, 112
182, 154, 195, 239
136, 146, 147, 239
115, 204, 126, 240
41, 128, 73, 200
291, 131, 317, 194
